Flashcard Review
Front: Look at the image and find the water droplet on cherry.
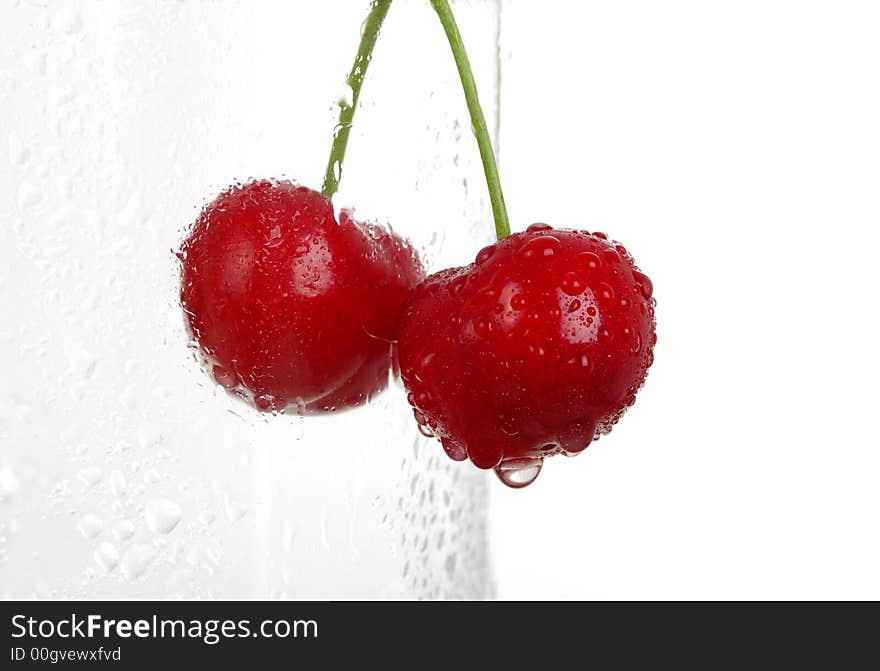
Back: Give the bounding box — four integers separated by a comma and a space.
597, 282, 615, 302
254, 394, 281, 413
559, 420, 596, 455
526, 223, 553, 232
579, 251, 601, 271
494, 457, 543, 488
450, 275, 468, 294
510, 294, 527, 310
474, 318, 491, 338
441, 437, 467, 462
633, 270, 654, 299
519, 235, 561, 260
603, 248, 621, 264
419, 352, 436, 371
561, 271, 584, 296
468, 440, 504, 470
264, 224, 283, 248
212, 364, 238, 389
475, 244, 496, 265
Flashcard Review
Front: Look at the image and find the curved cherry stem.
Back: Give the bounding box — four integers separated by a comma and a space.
430, 0, 510, 240
321, 0, 392, 200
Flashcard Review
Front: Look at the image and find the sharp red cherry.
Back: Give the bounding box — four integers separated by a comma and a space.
397, 224, 656, 487
175, 0, 658, 491
179, 179, 423, 414
177, 5, 408, 415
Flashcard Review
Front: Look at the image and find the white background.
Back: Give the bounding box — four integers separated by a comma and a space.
490, 0, 880, 599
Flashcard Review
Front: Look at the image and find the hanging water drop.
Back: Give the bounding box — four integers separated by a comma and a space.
494, 457, 543, 489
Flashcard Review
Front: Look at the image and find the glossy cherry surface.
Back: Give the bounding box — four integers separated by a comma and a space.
179, 179, 423, 414
398, 224, 656, 486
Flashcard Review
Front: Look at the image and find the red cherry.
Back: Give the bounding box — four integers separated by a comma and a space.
398, 225, 656, 487
179, 179, 424, 414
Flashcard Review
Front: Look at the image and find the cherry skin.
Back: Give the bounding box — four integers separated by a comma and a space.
179, 179, 424, 414
397, 224, 656, 487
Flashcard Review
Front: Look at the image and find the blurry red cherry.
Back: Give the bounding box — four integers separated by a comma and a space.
398, 223, 656, 487
179, 179, 424, 414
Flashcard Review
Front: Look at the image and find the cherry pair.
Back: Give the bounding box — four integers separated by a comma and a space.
179, 181, 655, 487
177, 0, 656, 488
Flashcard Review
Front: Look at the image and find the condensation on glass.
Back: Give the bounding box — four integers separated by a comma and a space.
0, 0, 501, 598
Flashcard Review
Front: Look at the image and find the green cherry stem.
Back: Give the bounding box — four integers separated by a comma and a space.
321, 0, 392, 200
430, 0, 510, 240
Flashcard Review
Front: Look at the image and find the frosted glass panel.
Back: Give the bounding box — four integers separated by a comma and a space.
0, 0, 500, 599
